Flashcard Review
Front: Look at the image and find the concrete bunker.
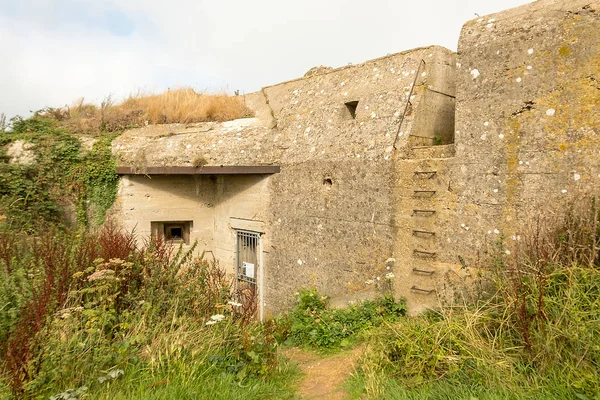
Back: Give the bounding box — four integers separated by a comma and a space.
112, 45, 457, 316
112, 0, 600, 316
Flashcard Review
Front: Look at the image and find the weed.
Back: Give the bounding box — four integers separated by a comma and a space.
280, 289, 407, 350
0, 116, 118, 232
351, 196, 600, 399
0, 225, 281, 398
192, 155, 208, 168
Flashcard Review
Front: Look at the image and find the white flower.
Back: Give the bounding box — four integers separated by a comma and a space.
385, 273, 395, 280
385, 258, 396, 264
210, 314, 226, 322
227, 301, 242, 307
205, 320, 217, 326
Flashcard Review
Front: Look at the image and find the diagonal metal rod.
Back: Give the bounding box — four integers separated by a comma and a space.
392, 59, 426, 150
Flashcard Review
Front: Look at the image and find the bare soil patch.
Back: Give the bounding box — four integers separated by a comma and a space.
282, 346, 364, 399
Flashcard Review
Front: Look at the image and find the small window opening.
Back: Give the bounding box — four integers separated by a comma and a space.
323, 177, 333, 189
151, 221, 192, 245
345, 101, 359, 119
166, 226, 183, 240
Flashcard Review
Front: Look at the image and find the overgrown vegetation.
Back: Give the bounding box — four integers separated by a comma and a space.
350, 199, 600, 399
279, 289, 406, 350
0, 225, 293, 399
2, 109, 600, 398
44, 88, 253, 134
0, 117, 118, 232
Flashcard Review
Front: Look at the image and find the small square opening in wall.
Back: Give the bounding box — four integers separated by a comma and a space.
151, 221, 192, 245
165, 225, 183, 241
344, 101, 359, 119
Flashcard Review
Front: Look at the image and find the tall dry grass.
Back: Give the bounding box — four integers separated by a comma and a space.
44, 88, 253, 134
354, 196, 600, 399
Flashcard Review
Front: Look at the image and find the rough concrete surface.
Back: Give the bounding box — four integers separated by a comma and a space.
111, 0, 600, 315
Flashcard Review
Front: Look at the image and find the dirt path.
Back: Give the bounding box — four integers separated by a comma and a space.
282, 346, 364, 399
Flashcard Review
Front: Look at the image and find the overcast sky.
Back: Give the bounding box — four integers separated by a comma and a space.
0, 0, 532, 119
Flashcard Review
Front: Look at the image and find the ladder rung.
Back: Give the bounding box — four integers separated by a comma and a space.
412, 268, 436, 275
409, 134, 435, 141
414, 171, 437, 179
413, 209, 436, 216
411, 286, 435, 294
414, 250, 437, 257
412, 229, 435, 237
413, 190, 436, 198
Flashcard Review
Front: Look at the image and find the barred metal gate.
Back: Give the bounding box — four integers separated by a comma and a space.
235, 230, 263, 320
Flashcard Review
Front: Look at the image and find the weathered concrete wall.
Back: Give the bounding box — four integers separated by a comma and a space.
213, 175, 270, 275
392, 144, 462, 314
451, 0, 600, 268
264, 161, 396, 312
113, 173, 269, 277
258, 46, 456, 312
109, 0, 600, 316
111, 45, 457, 315
114, 175, 216, 250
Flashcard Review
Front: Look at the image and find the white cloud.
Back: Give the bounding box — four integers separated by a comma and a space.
0, 0, 532, 118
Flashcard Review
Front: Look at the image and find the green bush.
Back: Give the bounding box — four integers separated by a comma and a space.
0, 227, 282, 399
0, 115, 118, 233
283, 289, 407, 350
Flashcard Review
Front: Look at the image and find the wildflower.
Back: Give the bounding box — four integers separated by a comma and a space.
211, 314, 226, 322
385, 257, 396, 265
227, 301, 242, 307
205, 320, 217, 326
72, 271, 84, 279
87, 269, 115, 282
385, 272, 395, 280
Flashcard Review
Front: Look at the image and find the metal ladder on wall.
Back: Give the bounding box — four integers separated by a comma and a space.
409, 165, 440, 296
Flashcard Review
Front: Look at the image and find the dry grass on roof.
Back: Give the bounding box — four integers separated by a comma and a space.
42, 88, 253, 134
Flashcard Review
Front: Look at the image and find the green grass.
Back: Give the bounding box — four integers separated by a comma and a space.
346, 375, 583, 400
80, 359, 300, 400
